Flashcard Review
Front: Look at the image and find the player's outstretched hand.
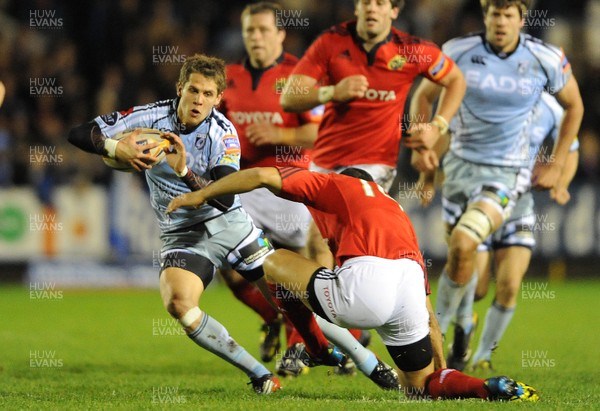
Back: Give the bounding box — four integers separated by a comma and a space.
166, 192, 207, 214
333, 75, 369, 102
161, 131, 187, 176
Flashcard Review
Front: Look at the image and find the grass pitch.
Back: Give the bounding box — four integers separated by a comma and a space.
1, 278, 599, 410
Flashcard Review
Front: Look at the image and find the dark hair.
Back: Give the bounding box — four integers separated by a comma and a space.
177, 54, 226, 94
480, 0, 530, 18
340, 167, 374, 182
241, 2, 283, 28
354, 0, 405, 12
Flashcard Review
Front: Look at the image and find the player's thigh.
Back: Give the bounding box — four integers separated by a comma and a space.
263, 248, 321, 298
159, 266, 205, 313
219, 268, 245, 288
494, 246, 532, 305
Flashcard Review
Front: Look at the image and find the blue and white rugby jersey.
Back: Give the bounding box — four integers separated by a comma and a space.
94, 98, 242, 233
444, 32, 572, 168
527, 92, 579, 169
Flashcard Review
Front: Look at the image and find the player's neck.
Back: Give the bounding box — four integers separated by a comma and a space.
356, 27, 391, 52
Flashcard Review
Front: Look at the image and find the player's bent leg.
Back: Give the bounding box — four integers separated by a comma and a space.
436, 201, 503, 335
387, 336, 435, 399
159, 265, 205, 332
159, 256, 280, 394
263, 249, 322, 309
220, 268, 282, 362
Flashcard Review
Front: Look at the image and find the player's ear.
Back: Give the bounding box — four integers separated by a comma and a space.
278, 27, 286, 43
214, 92, 223, 107
176, 82, 182, 97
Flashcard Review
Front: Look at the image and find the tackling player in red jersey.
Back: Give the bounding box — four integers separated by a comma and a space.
166, 166, 539, 401
280, 0, 465, 190
219, 2, 382, 382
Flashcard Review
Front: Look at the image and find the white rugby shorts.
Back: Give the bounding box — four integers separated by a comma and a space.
308, 256, 429, 346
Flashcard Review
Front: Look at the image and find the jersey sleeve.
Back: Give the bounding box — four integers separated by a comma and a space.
298, 104, 325, 125
290, 34, 330, 82
527, 40, 572, 95
421, 43, 455, 83
209, 131, 241, 171
93, 103, 160, 137
276, 167, 327, 204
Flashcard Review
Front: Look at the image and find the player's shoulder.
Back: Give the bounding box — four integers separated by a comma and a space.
97, 98, 174, 127
389, 27, 437, 49
321, 20, 355, 38
522, 33, 564, 61
281, 52, 300, 66
442, 32, 484, 55
208, 108, 237, 137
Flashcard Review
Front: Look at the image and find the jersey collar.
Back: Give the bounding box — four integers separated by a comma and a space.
349, 21, 393, 66
244, 53, 285, 91
483, 32, 524, 59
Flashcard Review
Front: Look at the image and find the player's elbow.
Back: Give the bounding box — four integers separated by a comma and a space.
279, 93, 303, 113
279, 93, 294, 112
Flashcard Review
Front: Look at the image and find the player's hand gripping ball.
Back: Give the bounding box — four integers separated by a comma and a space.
102, 128, 170, 171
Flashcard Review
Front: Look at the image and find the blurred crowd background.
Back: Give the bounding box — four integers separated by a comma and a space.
0, 0, 598, 201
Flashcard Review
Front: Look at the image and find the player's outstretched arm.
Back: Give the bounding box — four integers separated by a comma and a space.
247, 122, 318, 148
68, 122, 159, 171
404, 66, 464, 151
280, 74, 369, 112
166, 167, 283, 213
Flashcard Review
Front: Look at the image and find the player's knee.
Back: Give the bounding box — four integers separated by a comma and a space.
448, 231, 478, 260
453, 206, 494, 245
165, 296, 196, 321
474, 288, 488, 302
386, 335, 433, 373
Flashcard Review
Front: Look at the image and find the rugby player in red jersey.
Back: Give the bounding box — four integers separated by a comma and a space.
280, 0, 466, 190
219, 2, 383, 383
166, 166, 539, 401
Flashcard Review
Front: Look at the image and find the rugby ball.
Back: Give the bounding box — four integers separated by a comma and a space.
102, 128, 170, 171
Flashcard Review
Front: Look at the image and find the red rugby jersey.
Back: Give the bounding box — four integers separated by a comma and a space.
277, 167, 425, 272
222, 53, 320, 169
291, 21, 454, 169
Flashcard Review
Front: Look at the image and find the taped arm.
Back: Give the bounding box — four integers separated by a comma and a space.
179, 165, 238, 212
67, 121, 107, 155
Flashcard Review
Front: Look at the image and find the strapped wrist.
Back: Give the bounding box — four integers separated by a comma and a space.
104, 138, 119, 159
432, 115, 449, 135
175, 165, 189, 178
318, 86, 335, 104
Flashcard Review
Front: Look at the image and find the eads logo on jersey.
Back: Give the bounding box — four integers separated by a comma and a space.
387, 55, 406, 71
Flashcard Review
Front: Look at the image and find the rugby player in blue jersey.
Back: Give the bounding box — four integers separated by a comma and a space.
68, 54, 284, 394
408, 0, 583, 370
